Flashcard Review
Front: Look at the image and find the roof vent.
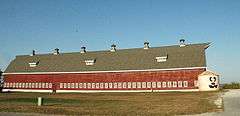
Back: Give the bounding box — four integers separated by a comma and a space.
85, 59, 96, 65
144, 41, 149, 49
29, 61, 39, 67
179, 39, 186, 47
80, 46, 86, 53
53, 48, 60, 55
110, 44, 116, 52
155, 56, 168, 62
30, 50, 36, 56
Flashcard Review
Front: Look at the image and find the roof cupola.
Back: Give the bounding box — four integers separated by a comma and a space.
144, 41, 149, 49
110, 44, 116, 52
53, 48, 60, 55
80, 46, 86, 53
179, 39, 186, 47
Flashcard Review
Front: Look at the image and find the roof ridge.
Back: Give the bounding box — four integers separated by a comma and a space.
16, 42, 209, 57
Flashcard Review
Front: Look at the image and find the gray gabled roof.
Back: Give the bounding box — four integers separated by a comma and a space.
4, 43, 210, 73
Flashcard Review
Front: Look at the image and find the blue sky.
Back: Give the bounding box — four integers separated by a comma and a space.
0, 0, 239, 83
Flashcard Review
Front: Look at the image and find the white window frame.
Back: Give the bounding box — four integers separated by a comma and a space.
114, 82, 118, 88
109, 83, 113, 88
167, 81, 172, 88
142, 82, 146, 88
118, 82, 122, 88
122, 82, 127, 88
147, 82, 151, 88
127, 82, 132, 88
172, 81, 177, 87
95, 83, 99, 88
178, 81, 182, 87
183, 81, 188, 87
105, 83, 108, 88
137, 82, 141, 88
92, 83, 95, 88
152, 82, 156, 88
162, 82, 166, 88
157, 82, 161, 88
79, 83, 83, 88
132, 82, 137, 88
87, 83, 91, 88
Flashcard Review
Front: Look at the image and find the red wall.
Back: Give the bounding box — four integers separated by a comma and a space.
3, 68, 205, 90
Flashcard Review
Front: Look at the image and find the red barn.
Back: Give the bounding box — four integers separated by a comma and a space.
2, 40, 219, 93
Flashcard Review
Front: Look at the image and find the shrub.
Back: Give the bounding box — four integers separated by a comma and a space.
222, 82, 240, 89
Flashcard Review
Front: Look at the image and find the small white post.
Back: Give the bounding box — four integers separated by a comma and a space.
38, 97, 42, 106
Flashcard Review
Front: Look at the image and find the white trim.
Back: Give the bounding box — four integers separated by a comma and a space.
3, 67, 206, 75
56, 89, 199, 93
2, 89, 53, 93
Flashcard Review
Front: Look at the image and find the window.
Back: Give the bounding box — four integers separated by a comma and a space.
183, 81, 188, 87
87, 83, 91, 88
132, 82, 136, 88
45, 83, 49, 88
147, 82, 151, 88
26, 83, 29, 88
172, 81, 177, 87
4, 83, 7, 88
35, 83, 38, 88
162, 82, 166, 88
137, 82, 141, 88
71, 83, 75, 88
142, 82, 146, 88
60, 83, 63, 88
79, 83, 83, 88
109, 83, 113, 88
127, 82, 131, 88
152, 82, 156, 88
100, 83, 104, 88
75, 83, 78, 88
49, 83, 52, 88
122, 82, 127, 88
38, 83, 41, 88
63, 83, 67, 88
67, 83, 71, 88
92, 83, 95, 88
13, 83, 16, 88
95, 83, 99, 88
19, 83, 22, 88
118, 82, 122, 88
16, 83, 19, 88
85, 59, 96, 66
105, 83, 108, 88
9, 83, 12, 88
6, 83, 9, 88
167, 81, 172, 88
42, 83, 45, 88
83, 83, 87, 88
22, 83, 25, 88
178, 81, 182, 87
114, 83, 118, 88
155, 56, 168, 62
32, 83, 35, 88
157, 82, 161, 88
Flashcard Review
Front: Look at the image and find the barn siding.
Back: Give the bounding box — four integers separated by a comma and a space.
3, 68, 205, 91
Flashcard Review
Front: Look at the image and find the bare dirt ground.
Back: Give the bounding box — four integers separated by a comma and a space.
194, 89, 240, 116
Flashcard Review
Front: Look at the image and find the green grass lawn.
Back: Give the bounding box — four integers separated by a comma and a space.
0, 92, 220, 115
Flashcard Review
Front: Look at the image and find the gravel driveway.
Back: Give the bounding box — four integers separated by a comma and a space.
195, 89, 240, 116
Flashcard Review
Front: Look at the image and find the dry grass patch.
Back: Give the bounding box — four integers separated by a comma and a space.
0, 92, 220, 115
